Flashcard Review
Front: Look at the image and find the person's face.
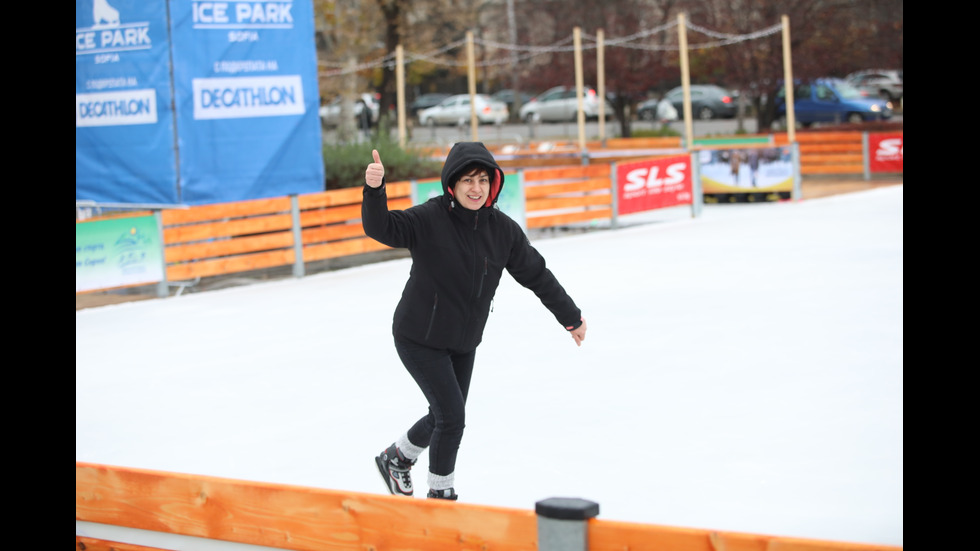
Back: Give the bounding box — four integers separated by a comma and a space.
454, 168, 491, 210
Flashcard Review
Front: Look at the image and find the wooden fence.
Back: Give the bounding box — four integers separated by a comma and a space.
76, 462, 902, 551
77, 131, 899, 295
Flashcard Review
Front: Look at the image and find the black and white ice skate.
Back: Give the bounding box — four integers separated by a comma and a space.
375, 443, 415, 497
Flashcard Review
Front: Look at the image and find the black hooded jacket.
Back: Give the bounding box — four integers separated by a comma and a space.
362, 141, 582, 352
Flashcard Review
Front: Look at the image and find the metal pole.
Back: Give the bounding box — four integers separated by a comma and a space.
536, 497, 599, 551
290, 195, 305, 277
154, 210, 169, 298
862, 132, 870, 180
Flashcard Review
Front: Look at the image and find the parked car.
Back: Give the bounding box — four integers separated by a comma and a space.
845, 69, 903, 102
408, 93, 451, 119
491, 89, 533, 112
319, 93, 379, 128
776, 78, 892, 127
661, 84, 737, 120
636, 97, 679, 122
418, 94, 509, 126
518, 85, 613, 123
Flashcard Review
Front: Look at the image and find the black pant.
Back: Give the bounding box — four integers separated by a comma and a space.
395, 337, 476, 477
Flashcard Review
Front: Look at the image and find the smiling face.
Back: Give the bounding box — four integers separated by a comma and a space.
453, 167, 491, 210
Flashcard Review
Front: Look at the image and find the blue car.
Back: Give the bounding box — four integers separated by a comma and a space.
776, 78, 892, 127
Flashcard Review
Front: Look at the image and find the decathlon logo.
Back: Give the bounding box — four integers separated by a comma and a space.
76, 0, 152, 57
875, 138, 903, 161
622, 162, 688, 198
192, 2, 294, 29
76, 89, 158, 127
192, 75, 305, 119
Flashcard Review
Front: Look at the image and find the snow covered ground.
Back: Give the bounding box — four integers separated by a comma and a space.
76, 186, 903, 547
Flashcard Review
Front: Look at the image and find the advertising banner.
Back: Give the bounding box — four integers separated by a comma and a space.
76, 214, 165, 292
169, 0, 324, 205
698, 146, 794, 194
869, 133, 903, 173
616, 155, 693, 215
76, 0, 179, 204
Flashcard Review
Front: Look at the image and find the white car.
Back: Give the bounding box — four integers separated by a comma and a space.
845, 69, 903, 102
418, 94, 509, 126
319, 93, 379, 128
519, 85, 612, 123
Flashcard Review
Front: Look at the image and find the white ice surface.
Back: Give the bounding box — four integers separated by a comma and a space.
77, 186, 903, 547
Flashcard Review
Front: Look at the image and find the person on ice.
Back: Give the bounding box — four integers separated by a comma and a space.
363, 142, 587, 500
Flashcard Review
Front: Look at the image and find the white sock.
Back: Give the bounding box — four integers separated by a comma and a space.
395, 433, 424, 461
428, 471, 455, 491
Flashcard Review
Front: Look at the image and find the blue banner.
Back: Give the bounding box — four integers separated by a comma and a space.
76, 0, 179, 204
169, 0, 324, 204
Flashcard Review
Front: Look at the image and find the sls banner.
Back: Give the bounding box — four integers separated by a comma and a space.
76, 0, 324, 206
76, 0, 179, 204
869, 133, 903, 173
616, 155, 693, 215
170, 0, 323, 204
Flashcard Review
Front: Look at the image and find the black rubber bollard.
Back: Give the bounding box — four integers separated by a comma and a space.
535, 497, 600, 551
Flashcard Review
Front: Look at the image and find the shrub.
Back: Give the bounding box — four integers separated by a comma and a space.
323, 135, 443, 190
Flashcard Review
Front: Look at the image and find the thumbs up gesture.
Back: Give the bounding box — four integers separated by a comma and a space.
365, 149, 385, 188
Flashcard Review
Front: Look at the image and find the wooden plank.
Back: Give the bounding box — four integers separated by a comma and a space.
799, 143, 862, 153
605, 137, 683, 149
302, 238, 391, 262
526, 208, 613, 228
301, 223, 366, 244
527, 195, 612, 212
524, 179, 610, 198
299, 197, 412, 227
800, 154, 864, 164
588, 519, 901, 551
523, 164, 610, 182
164, 232, 293, 263
76, 536, 170, 551
164, 213, 294, 244
801, 165, 864, 175
166, 249, 294, 280
161, 197, 291, 225
76, 462, 538, 551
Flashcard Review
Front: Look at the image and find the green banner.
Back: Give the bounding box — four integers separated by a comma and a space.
76, 214, 165, 293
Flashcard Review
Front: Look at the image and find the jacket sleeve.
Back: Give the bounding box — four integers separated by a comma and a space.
361, 180, 418, 249
506, 229, 582, 330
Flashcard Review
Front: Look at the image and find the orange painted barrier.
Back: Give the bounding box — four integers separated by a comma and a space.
76, 462, 902, 551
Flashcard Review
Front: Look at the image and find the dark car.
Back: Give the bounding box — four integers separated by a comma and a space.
409, 93, 451, 119
776, 78, 892, 127
491, 89, 533, 113
662, 85, 737, 120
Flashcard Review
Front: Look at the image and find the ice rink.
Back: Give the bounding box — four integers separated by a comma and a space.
77, 186, 903, 546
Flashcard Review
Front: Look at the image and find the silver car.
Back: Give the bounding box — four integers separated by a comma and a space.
418, 94, 509, 126
519, 85, 611, 123
319, 93, 379, 128
845, 70, 903, 102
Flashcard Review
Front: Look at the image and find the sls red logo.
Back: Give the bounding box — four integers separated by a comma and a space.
875, 138, 903, 161
623, 162, 687, 192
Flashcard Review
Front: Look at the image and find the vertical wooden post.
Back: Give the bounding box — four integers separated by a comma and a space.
574, 27, 586, 154
597, 29, 606, 144
781, 15, 796, 143
677, 13, 693, 150
396, 45, 406, 148
467, 31, 478, 141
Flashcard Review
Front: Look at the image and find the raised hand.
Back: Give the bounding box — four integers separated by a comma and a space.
365, 149, 385, 188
